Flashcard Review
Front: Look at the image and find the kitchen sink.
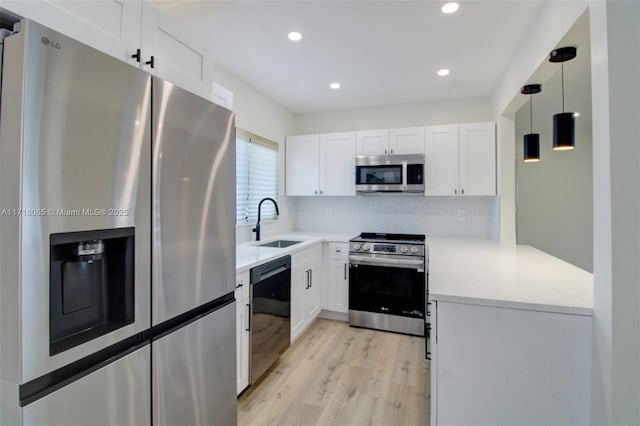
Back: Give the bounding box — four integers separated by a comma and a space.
257, 240, 302, 248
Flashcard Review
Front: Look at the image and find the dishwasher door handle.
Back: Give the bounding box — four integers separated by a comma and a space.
256, 265, 288, 281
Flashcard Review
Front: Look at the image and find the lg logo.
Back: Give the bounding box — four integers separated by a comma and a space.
41, 36, 61, 50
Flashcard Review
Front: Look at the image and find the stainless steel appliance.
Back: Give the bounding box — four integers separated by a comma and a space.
150, 74, 236, 426
355, 154, 425, 193
249, 256, 291, 384
349, 233, 428, 337
0, 20, 236, 425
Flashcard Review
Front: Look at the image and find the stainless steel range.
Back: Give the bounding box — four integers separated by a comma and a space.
349, 233, 428, 337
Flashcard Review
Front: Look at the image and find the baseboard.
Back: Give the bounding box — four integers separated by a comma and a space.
319, 310, 348, 322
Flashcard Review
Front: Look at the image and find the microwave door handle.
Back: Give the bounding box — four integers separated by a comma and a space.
402, 161, 408, 190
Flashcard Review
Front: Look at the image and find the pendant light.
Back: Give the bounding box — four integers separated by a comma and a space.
520, 84, 542, 162
549, 46, 577, 150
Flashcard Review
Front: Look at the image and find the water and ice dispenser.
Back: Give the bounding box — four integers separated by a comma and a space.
49, 228, 135, 355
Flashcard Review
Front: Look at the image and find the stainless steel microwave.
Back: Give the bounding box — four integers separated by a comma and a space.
355, 154, 425, 193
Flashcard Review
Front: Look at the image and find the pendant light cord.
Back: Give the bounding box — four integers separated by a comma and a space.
529, 94, 533, 133
561, 62, 565, 113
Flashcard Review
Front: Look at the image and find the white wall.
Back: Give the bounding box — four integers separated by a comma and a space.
514, 41, 593, 272
492, 1, 589, 246
515, 125, 593, 271
211, 63, 297, 243
292, 97, 499, 240
294, 97, 493, 134
589, 1, 640, 423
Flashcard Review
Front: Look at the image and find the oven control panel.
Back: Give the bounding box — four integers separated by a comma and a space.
350, 241, 425, 256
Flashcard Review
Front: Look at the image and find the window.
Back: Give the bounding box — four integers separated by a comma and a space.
236, 129, 279, 224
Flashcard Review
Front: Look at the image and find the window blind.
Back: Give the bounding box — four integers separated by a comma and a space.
236, 130, 279, 224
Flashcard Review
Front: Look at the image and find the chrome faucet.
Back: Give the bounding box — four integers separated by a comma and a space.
252, 197, 279, 241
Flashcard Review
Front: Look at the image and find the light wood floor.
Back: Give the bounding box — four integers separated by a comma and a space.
238, 319, 430, 426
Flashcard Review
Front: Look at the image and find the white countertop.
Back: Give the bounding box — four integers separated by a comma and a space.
428, 239, 593, 316
236, 232, 354, 273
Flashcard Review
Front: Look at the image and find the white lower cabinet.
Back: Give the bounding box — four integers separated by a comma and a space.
291, 245, 323, 342
326, 242, 349, 314
235, 270, 250, 395
430, 300, 591, 425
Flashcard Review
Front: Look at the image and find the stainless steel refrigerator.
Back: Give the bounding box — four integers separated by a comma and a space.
0, 20, 236, 425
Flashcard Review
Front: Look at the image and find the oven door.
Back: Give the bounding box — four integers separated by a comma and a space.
348, 254, 425, 319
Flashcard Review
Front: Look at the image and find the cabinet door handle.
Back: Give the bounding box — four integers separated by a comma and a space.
390, 148, 393, 154
319, 190, 323, 195
246, 304, 251, 331
454, 189, 457, 195
344, 263, 347, 280
305, 270, 310, 289
384, 149, 387, 154
314, 190, 318, 195
131, 48, 141, 63
426, 324, 431, 360
145, 55, 155, 69
235, 280, 243, 289
309, 269, 313, 287
461, 188, 465, 195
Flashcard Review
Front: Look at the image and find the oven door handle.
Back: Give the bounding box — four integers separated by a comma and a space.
349, 255, 424, 271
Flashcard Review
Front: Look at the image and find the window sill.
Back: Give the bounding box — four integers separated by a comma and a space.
236, 218, 279, 228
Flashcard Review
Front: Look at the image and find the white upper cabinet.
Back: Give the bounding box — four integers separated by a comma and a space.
319, 132, 356, 196
458, 122, 496, 196
425, 124, 460, 195
4, 0, 143, 67
285, 134, 320, 196
286, 132, 356, 196
357, 128, 424, 156
140, 0, 214, 100
356, 129, 389, 156
4, 0, 221, 102
425, 122, 496, 196
389, 127, 425, 155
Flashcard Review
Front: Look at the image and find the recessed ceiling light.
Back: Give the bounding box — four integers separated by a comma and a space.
288, 31, 302, 41
441, 2, 459, 14
329, 82, 341, 90
573, 112, 580, 117
437, 68, 450, 77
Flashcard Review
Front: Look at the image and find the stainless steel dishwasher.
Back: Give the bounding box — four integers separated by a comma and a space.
249, 255, 291, 384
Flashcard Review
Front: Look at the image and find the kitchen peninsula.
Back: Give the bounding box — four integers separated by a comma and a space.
428, 239, 593, 425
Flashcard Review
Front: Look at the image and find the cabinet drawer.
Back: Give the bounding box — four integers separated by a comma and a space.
328, 242, 349, 260
234, 270, 250, 302
292, 244, 322, 272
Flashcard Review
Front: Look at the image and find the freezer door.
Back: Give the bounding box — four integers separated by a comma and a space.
152, 77, 236, 324
153, 302, 237, 426
0, 20, 151, 383
22, 346, 151, 426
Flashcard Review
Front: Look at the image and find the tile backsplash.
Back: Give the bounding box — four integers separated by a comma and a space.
291, 195, 499, 240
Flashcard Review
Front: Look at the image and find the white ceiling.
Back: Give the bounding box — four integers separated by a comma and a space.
153, 0, 545, 113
